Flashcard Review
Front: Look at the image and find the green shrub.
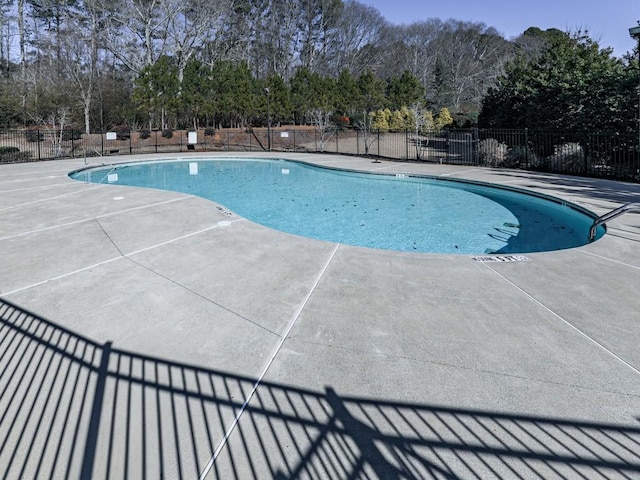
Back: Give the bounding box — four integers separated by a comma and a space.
549, 143, 585, 173
0, 150, 31, 163
25, 129, 43, 142
161, 129, 173, 138
61, 129, 82, 141
371, 109, 391, 131
138, 129, 151, 140
111, 125, 130, 140
204, 127, 215, 137
0, 146, 19, 155
506, 145, 539, 168
478, 138, 508, 166
435, 107, 454, 130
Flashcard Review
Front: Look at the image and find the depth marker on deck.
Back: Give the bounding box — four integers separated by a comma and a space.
471, 255, 531, 263
215, 206, 235, 217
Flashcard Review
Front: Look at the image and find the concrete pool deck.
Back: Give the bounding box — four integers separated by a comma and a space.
1, 152, 639, 479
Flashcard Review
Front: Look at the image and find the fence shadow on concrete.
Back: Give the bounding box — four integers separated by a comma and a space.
1, 298, 639, 479
489, 170, 640, 205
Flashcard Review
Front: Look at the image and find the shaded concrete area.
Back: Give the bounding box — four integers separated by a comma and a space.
1, 153, 639, 479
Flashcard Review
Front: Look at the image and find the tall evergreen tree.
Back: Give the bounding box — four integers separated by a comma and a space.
386, 70, 424, 110
479, 32, 631, 132
133, 55, 180, 129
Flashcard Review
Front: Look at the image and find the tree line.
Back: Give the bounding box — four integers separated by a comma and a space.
0, 0, 637, 134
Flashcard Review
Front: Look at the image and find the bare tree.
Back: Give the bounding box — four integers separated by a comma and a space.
353, 114, 376, 155
27, 0, 78, 76
49, 106, 68, 156
297, 0, 342, 72
409, 102, 433, 160
309, 107, 334, 151
29, 106, 69, 155
199, 0, 249, 66
251, 0, 300, 79
18, 0, 26, 113
0, 0, 12, 72
431, 20, 511, 110
163, 0, 231, 84
99, 0, 170, 74
324, 0, 387, 76
380, 20, 441, 90
54, 0, 105, 133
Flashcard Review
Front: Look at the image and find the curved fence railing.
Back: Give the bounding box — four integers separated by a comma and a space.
1, 127, 638, 182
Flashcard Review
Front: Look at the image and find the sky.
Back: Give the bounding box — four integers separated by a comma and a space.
364, 0, 639, 57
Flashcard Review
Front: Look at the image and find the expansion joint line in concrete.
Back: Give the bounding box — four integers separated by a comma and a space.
0, 185, 105, 213
484, 263, 640, 377
578, 248, 640, 271
94, 219, 125, 257
2, 219, 243, 297
0, 197, 190, 242
0, 182, 77, 193
127, 256, 280, 337
198, 243, 341, 480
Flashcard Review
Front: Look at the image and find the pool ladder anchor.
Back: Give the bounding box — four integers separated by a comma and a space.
589, 202, 640, 242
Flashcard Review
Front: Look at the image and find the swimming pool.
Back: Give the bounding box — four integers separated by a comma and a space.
70, 158, 604, 254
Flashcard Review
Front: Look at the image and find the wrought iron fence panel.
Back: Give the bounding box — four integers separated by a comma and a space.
0, 128, 637, 182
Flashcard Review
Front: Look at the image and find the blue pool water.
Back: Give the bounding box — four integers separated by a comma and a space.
70, 158, 604, 254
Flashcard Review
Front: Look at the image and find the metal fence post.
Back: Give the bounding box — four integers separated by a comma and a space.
129, 129, 132, 154
583, 131, 589, 174
405, 129, 409, 159
524, 127, 529, 169
473, 128, 479, 165
37, 130, 41, 161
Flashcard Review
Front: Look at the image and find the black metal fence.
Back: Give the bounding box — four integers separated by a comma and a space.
1, 127, 638, 182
